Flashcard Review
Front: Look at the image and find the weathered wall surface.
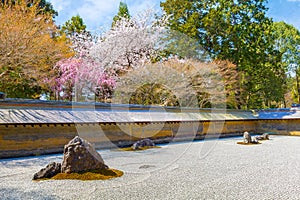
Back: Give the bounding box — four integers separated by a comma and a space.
257, 119, 300, 136
1, 99, 300, 158
0, 120, 260, 158
0, 124, 76, 158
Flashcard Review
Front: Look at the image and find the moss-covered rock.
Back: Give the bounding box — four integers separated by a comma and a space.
51, 168, 123, 181
237, 141, 261, 145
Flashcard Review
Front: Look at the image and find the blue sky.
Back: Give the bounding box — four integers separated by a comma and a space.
48, 0, 300, 32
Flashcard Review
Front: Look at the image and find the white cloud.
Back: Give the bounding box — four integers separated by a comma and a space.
77, 0, 120, 31
78, 0, 162, 31
128, 0, 161, 16
48, 0, 72, 13
48, 0, 162, 31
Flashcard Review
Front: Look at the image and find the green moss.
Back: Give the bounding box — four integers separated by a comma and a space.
236, 141, 261, 145
50, 168, 123, 181
118, 146, 161, 151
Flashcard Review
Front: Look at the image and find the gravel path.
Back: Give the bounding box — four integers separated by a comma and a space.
1, 135, 300, 200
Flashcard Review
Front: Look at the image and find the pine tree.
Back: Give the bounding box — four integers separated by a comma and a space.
112, 2, 130, 27
61, 14, 87, 37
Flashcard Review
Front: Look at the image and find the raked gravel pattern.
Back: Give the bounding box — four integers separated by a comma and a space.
1, 135, 300, 200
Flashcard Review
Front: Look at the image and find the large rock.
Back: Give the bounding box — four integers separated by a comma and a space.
33, 162, 61, 180
251, 136, 259, 144
243, 131, 252, 144
132, 138, 155, 150
61, 136, 108, 173
255, 133, 270, 140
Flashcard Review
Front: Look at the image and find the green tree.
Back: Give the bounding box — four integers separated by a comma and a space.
112, 1, 130, 27
1, 0, 58, 18
272, 21, 300, 104
159, 0, 207, 60
161, 0, 283, 109
160, 0, 204, 40
36, 0, 58, 18
61, 14, 87, 37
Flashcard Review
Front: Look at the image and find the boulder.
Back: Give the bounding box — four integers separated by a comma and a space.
61, 136, 108, 173
263, 133, 270, 140
33, 162, 61, 180
256, 133, 270, 140
243, 131, 252, 144
132, 138, 155, 150
251, 136, 259, 144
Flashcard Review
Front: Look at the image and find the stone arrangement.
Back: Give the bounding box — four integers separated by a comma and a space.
255, 133, 270, 140
131, 138, 155, 150
242, 131, 270, 145
33, 136, 108, 180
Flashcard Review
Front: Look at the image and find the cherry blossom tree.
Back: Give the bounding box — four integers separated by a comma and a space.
89, 10, 168, 72
48, 10, 168, 102
47, 57, 116, 101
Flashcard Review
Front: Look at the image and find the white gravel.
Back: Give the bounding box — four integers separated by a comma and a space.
1, 135, 300, 200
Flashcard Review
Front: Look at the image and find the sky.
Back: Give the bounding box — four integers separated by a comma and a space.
48, 0, 300, 32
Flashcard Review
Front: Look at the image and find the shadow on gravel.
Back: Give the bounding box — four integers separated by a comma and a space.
0, 187, 60, 200
0, 154, 62, 168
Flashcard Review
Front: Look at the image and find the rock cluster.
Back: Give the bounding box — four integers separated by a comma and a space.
242, 132, 270, 144
33, 136, 107, 180
255, 133, 270, 140
132, 138, 155, 150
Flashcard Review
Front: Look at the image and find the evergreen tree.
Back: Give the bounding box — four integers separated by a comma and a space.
1, 0, 58, 18
161, 0, 283, 109
36, 0, 58, 18
112, 1, 130, 27
272, 22, 300, 104
61, 14, 87, 37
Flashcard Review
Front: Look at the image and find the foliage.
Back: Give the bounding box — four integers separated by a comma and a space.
90, 10, 168, 71
163, 59, 226, 108
35, 0, 58, 18
161, 0, 288, 109
272, 22, 300, 68
112, 1, 130, 27
0, 0, 71, 98
272, 21, 300, 104
160, 0, 204, 41
46, 57, 116, 101
48, 10, 167, 102
114, 58, 226, 108
1, 0, 58, 18
129, 83, 180, 106
159, 0, 208, 60
61, 14, 87, 37
161, 30, 209, 61
212, 60, 241, 108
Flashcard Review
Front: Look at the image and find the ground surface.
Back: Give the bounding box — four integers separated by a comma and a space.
1, 135, 300, 199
